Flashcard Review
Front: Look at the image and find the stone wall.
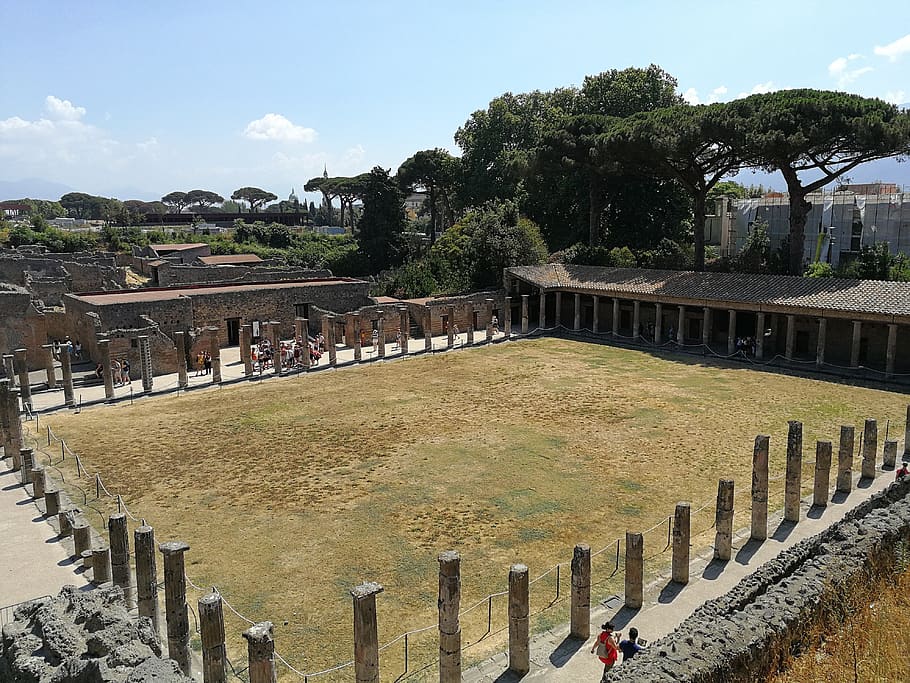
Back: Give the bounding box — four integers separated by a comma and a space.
153, 261, 332, 287
405, 291, 507, 337
608, 477, 910, 682
0, 249, 125, 294
0, 284, 48, 368
0, 585, 191, 683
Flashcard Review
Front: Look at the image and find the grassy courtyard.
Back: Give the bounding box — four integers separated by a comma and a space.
40, 338, 907, 680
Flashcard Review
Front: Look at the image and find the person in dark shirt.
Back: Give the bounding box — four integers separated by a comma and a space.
618, 626, 644, 662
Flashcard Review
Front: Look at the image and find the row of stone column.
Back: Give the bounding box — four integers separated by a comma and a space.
536, 289, 903, 377
3, 345, 74, 409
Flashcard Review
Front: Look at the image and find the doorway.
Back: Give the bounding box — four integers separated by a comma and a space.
226, 318, 240, 346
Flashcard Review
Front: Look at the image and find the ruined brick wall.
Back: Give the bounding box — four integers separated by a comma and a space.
0, 250, 125, 293
404, 291, 507, 337
0, 285, 48, 368
608, 478, 910, 682
155, 262, 333, 287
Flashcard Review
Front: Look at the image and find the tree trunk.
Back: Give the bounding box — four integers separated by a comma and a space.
428, 185, 437, 244
588, 183, 605, 247
693, 193, 706, 272
787, 192, 812, 276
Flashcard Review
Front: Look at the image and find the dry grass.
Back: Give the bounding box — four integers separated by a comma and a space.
770, 563, 910, 683
38, 338, 907, 680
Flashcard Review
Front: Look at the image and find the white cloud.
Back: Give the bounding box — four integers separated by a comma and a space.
874, 33, 910, 61
737, 81, 777, 98
343, 144, 365, 165
884, 90, 907, 105
681, 86, 727, 105
709, 86, 728, 102
44, 95, 86, 121
827, 54, 873, 88
242, 113, 317, 142
682, 87, 700, 105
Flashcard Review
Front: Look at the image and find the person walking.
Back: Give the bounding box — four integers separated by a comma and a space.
618, 627, 644, 662
591, 621, 619, 682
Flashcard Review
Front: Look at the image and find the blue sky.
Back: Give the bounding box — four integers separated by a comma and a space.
1, 0, 909, 201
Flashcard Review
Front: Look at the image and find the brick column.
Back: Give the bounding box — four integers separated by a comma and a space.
351, 582, 383, 683
327, 315, 338, 366
884, 439, 898, 469
851, 320, 862, 368
376, 314, 386, 359
785, 420, 803, 523
671, 502, 690, 584
503, 296, 512, 337
159, 540, 192, 676
59, 348, 75, 407
570, 544, 591, 637
438, 551, 462, 683
508, 564, 530, 675
352, 314, 362, 361
209, 328, 221, 384
399, 307, 410, 355
239, 325, 253, 377
467, 309, 476, 345
904, 405, 910, 460
13, 348, 30, 409
138, 335, 152, 393
424, 307, 433, 351
751, 435, 769, 541
294, 317, 304, 341
485, 298, 495, 341
447, 305, 455, 349
98, 338, 115, 400
41, 343, 57, 389
174, 331, 190, 387
836, 425, 855, 493
521, 294, 529, 334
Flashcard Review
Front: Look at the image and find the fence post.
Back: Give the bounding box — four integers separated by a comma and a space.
351, 582, 383, 683
108, 513, 132, 607
199, 592, 228, 683
751, 435, 769, 541
159, 540, 191, 676
672, 503, 690, 584
243, 621, 277, 683
836, 425, 855, 493
570, 544, 591, 638
438, 551, 461, 683
508, 564, 530, 675
785, 420, 803, 523
714, 479, 735, 561
813, 441, 833, 507
135, 524, 160, 632
861, 418, 878, 479
624, 533, 643, 610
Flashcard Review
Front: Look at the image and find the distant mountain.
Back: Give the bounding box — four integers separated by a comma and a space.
734, 154, 910, 193
0, 178, 75, 201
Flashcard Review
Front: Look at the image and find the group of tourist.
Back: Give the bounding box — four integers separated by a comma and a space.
93, 357, 131, 385
251, 333, 323, 372
591, 621, 644, 681
193, 351, 212, 376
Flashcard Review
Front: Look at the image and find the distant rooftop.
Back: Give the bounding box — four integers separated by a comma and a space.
149, 243, 208, 252
196, 254, 263, 265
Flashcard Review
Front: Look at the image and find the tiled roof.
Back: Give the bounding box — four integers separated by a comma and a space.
149, 243, 208, 252
507, 264, 910, 320
197, 254, 263, 265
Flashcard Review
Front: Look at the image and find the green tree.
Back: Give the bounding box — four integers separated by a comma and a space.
161, 191, 189, 213
304, 176, 339, 225
185, 189, 224, 210
577, 64, 682, 116
721, 89, 910, 275
60, 192, 108, 219
356, 166, 407, 271
397, 148, 459, 243
231, 187, 278, 213
707, 180, 748, 200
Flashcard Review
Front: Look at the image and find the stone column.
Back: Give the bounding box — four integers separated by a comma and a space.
785, 420, 803, 523
884, 439, 898, 469
570, 544, 591, 638
676, 306, 685, 344
861, 418, 877, 479
321, 317, 331, 353
351, 582, 383, 683
612, 299, 620, 336
270, 321, 281, 373
521, 294, 529, 334
73, 521, 91, 560
851, 320, 862, 367
755, 312, 766, 360
438, 551, 461, 683
654, 303, 663, 343
399, 307, 410, 354
671, 502, 690, 584
243, 622, 277, 683
836, 425, 855, 493
41, 344, 57, 389
624, 533, 643, 610
209, 328, 221, 384
592, 296, 600, 334
573, 293, 581, 331
485, 298, 495, 341
327, 315, 338, 366
701, 308, 712, 348
554, 292, 562, 327
31, 465, 45, 500
199, 592, 228, 683
239, 326, 253, 377
633, 301, 641, 341
816, 318, 827, 367
60, 345, 74, 407
727, 310, 737, 355
3, 354, 15, 387
538, 289, 547, 329
92, 546, 112, 586
174, 332, 190, 387
44, 489, 60, 517
13, 348, 30, 409
785, 315, 795, 361
446, 305, 455, 348
19, 447, 33, 486
714, 479, 734, 561
293, 317, 304, 341
108, 513, 132, 607
135, 525, 160, 632
138, 335, 152, 393
905, 406, 910, 460
58, 509, 74, 538
503, 296, 512, 337
424, 307, 433, 351
886, 324, 898, 378
751, 435, 770, 541
5, 387, 23, 465
508, 564, 530, 675
353, 314, 363, 361
376, 314, 386, 358
813, 441, 832, 507
159, 540, 191, 676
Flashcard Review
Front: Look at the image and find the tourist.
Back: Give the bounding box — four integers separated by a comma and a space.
590, 621, 619, 681
618, 627, 644, 662
203, 351, 212, 375
897, 462, 909, 480
73, 340, 82, 360
492, 315, 499, 334
94, 363, 104, 380
111, 358, 122, 387
121, 358, 131, 385
195, 351, 205, 376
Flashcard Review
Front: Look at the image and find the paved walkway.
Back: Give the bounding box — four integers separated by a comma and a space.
463, 470, 895, 682
0, 462, 89, 610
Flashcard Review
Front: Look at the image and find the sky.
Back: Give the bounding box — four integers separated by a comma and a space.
1, 0, 909, 202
